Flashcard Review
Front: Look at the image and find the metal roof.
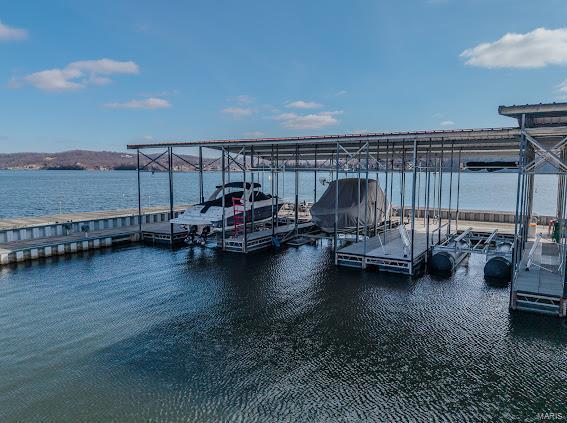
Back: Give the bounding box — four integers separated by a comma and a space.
499, 102, 567, 118
126, 103, 567, 161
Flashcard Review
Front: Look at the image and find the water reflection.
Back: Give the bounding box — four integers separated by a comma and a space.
0, 243, 565, 421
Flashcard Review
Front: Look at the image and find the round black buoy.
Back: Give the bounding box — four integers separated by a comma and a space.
484, 256, 511, 281
429, 252, 454, 275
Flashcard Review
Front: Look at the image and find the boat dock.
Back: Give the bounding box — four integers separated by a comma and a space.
4, 101, 567, 319
0, 206, 187, 265
122, 102, 567, 318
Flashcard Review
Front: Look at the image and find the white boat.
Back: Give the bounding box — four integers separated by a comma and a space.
171, 182, 280, 244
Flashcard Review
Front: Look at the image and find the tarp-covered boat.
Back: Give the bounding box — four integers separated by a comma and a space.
310, 178, 389, 233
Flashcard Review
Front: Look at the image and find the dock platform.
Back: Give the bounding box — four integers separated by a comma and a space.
337, 228, 429, 274
336, 218, 518, 275
0, 206, 186, 265
223, 222, 316, 253
142, 224, 187, 245
513, 237, 567, 317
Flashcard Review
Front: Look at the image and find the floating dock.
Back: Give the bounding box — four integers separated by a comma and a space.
124, 102, 567, 318
5, 101, 567, 319
0, 207, 186, 265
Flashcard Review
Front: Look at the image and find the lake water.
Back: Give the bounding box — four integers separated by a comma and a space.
0, 242, 565, 421
1, 170, 566, 420
0, 169, 560, 219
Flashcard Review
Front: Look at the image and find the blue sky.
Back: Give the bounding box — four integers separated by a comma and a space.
1, 0, 567, 153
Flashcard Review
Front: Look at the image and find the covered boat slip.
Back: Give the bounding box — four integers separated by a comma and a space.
127, 102, 567, 317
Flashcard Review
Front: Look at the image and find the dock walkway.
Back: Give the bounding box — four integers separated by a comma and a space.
0, 206, 188, 265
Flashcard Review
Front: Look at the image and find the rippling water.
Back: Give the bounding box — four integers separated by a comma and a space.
1, 243, 565, 421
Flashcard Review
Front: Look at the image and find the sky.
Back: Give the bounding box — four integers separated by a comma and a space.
1, 0, 567, 153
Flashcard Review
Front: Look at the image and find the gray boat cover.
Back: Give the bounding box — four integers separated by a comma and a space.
310, 178, 388, 231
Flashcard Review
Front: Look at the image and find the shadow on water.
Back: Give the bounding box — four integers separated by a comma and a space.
1, 242, 566, 421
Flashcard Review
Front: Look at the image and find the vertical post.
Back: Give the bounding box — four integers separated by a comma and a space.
356, 142, 361, 242
251, 146, 255, 233
375, 141, 381, 237
168, 147, 174, 240
314, 145, 318, 203
400, 142, 406, 224
199, 146, 204, 203
275, 147, 279, 231
455, 149, 462, 232
295, 144, 299, 236
511, 115, 526, 307
221, 147, 226, 251
389, 144, 394, 233
425, 140, 432, 249
447, 143, 454, 236
271, 146, 276, 238
410, 139, 418, 274
363, 142, 370, 261
243, 147, 248, 253
383, 141, 389, 242
137, 148, 142, 233
334, 142, 340, 258
437, 141, 444, 245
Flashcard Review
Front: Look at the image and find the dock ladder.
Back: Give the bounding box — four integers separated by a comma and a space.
232, 197, 245, 237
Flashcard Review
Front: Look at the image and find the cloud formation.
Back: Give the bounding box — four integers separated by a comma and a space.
286, 100, 322, 110
11, 59, 139, 91
0, 20, 27, 41
273, 111, 342, 130
222, 107, 254, 118
104, 97, 171, 109
244, 131, 265, 137
235, 95, 254, 105
461, 28, 567, 68
440, 120, 455, 127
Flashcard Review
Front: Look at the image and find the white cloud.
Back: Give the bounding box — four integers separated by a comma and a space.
235, 95, 254, 105
244, 131, 265, 137
461, 28, 567, 68
558, 80, 567, 94
440, 120, 455, 127
104, 97, 171, 109
353, 129, 370, 134
334, 90, 347, 97
273, 111, 342, 130
0, 20, 28, 41
222, 107, 254, 118
11, 58, 139, 91
68, 58, 139, 74
286, 100, 322, 109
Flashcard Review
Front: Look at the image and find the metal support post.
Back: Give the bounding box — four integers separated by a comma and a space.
199, 146, 204, 203
168, 147, 174, 239
334, 142, 340, 257
243, 147, 248, 253
295, 144, 299, 236
410, 140, 418, 274
137, 148, 142, 233
221, 148, 226, 251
